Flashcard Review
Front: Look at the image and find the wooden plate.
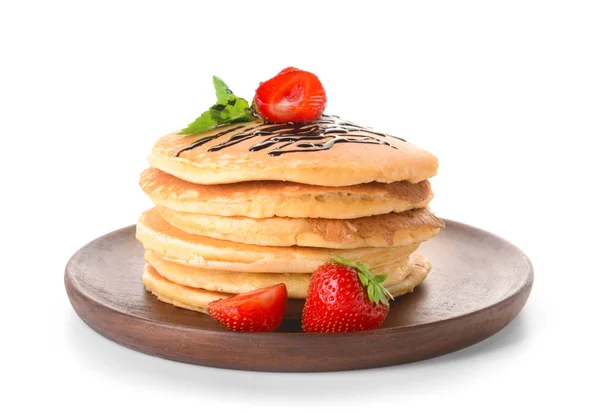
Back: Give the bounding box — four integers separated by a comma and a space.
65, 219, 533, 372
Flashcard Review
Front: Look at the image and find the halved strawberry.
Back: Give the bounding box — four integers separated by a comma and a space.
253, 68, 327, 123
302, 257, 392, 333
276, 66, 300, 75
208, 284, 287, 332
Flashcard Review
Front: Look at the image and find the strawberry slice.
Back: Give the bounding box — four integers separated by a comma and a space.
254, 68, 327, 123
207, 284, 287, 332
276, 66, 300, 75
302, 257, 392, 333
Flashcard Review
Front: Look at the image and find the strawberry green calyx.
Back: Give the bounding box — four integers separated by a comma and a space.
330, 256, 394, 307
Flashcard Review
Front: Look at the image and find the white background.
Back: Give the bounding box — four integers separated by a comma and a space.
1, 1, 599, 411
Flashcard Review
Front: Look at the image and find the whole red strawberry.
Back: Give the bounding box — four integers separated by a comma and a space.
302, 257, 393, 333
208, 283, 287, 332
253, 67, 327, 123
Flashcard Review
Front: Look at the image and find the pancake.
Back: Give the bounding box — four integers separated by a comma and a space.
142, 265, 304, 318
140, 168, 434, 219
145, 250, 418, 299
142, 265, 229, 314
148, 115, 438, 186
386, 253, 432, 296
157, 206, 444, 248
142, 254, 431, 315
136, 208, 420, 273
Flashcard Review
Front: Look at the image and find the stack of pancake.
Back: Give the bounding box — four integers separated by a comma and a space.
136, 115, 443, 316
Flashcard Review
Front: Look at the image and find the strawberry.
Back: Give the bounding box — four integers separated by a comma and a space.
276, 67, 300, 75
207, 284, 287, 332
253, 67, 327, 123
302, 257, 393, 333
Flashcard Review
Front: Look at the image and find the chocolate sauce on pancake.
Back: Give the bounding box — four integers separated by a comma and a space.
173, 115, 404, 157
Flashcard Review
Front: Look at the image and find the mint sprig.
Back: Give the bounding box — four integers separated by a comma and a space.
179, 76, 255, 135
331, 256, 394, 307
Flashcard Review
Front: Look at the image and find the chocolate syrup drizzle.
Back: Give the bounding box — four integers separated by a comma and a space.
173, 115, 405, 157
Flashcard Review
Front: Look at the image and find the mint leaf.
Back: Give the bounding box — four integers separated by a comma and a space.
213, 76, 233, 101
179, 76, 255, 135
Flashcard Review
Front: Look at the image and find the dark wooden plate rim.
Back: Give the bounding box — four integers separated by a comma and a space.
66, 218, 533, 340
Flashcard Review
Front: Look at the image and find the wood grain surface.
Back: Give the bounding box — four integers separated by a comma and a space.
64, 219, 533, 372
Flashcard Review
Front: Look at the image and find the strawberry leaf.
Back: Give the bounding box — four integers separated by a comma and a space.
357, 263, 370, 274
367, 283, 375, 302
330, 255, 394, 307
372, 274, 387, 283
331, 256, 355, 267
357, 272, 368, 286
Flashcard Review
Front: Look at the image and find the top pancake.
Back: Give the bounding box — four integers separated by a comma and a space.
148, 115, 438, 186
